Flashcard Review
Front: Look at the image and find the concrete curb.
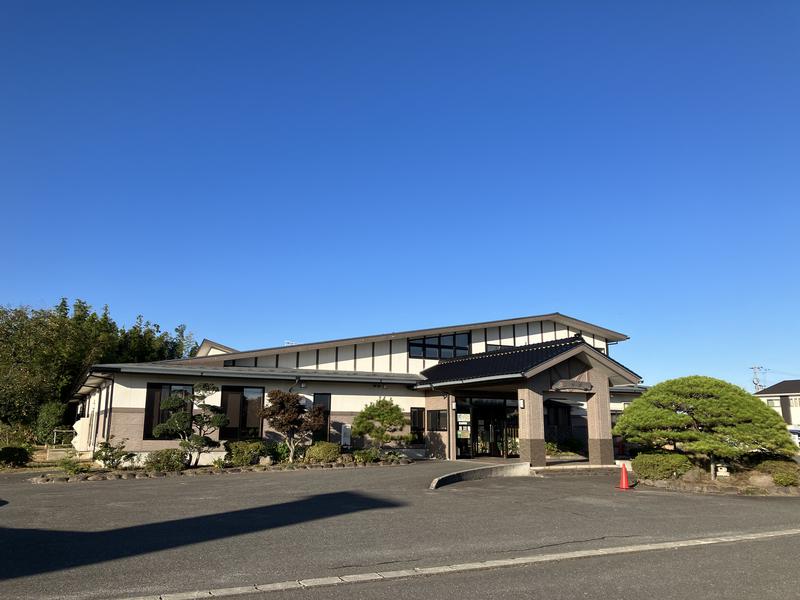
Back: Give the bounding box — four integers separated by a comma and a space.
429, 462, 531, 490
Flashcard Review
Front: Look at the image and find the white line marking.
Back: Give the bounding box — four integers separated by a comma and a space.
124, 528, 800, 600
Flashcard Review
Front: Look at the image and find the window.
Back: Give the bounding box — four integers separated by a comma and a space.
143, 383, 193, 439
427, 409, 448, 431
409, 332, 470, 360
410, 407, 425, 443
486, 344, 515, 353
220, 387, 264, 440
312, 393, 331, 442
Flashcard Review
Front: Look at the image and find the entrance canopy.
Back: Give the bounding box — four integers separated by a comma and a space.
415, 334, 640, 390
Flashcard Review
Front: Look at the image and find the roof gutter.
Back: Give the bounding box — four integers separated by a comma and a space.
415, 372, 524, 390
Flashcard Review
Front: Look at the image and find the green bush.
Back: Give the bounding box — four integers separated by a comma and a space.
632, 452, 692, 480
35, 401, 66, 444
756, 459, 800, 486
93, 437, 134, 469
0, 446, 31, 467
143, 449, 187, 472
305, 442, 341, 463
58, 455, 89, 475
226, 441, 267, 466
353, 447, 381, 464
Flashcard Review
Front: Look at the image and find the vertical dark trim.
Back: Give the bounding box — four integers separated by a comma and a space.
335, 346, 339, 370
274, 355, 278, 368
105, 377, 116, 440
295, 352, 299, 368
537, 320, 543, 341
371, 342, 375, 372
512, 324, 517, 346
406, 339, 410, 373
526, 321, 530, 345
315, 349, 320, 369
254, 356, 258, 367
389, 339, 393, 372
484, 327, 488, 351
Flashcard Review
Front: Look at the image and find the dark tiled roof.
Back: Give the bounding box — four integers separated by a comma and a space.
420, 335, 586, 385
756, 380, 800, 396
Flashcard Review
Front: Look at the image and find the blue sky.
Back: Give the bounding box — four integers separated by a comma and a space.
2, 2, 799, 391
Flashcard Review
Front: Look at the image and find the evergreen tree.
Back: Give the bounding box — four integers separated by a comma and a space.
614, 376, 796, 476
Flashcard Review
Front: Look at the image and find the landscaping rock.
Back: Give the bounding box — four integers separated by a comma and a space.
69, 473, 90, 482
105, 473, 120, 480
333, 463, 344, 468
135, 473, 149, 479
86, 474, 105, 481
148, 471, 166, 478
252, 465, 267, 472
50, 476, 68, 483
29, 476, 50, 484
165, 471, 182, 477
258, 456, 274, 466
120, 472, 137, 479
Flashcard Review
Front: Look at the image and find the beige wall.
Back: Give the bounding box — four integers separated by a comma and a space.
88, 373, 428, 453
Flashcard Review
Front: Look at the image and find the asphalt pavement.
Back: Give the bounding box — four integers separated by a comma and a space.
1, 461, 799, 600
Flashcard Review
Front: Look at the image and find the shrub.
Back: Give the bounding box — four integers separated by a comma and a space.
35, 401, 66, 444
353, 447, 381, 464
352, 397, 408, 446
93, 437, 134, 469
632, 452, 692, 480
211, 457, 227, 470
305, 442, 341, 463
58, 455, 89, 475
545, 441, 559, 455
0, 446, 31, 467
756, 459, 800, 487
226, 441, 267, 467
143, 449, 187, 472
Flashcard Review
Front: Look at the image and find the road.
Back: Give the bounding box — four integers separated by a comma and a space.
1, 461, 799, 599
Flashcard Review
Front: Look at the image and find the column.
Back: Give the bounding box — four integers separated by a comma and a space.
587, 368, 614, 465
517, 377, 546, 467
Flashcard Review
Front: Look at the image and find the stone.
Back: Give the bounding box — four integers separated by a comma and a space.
333, 463, 344, 468
135, 473, 150, 479
50, 476, 68, 483
29, 476, 49, 484
252, 465, 267, 472
149, 471, 166, 478
86, 474, 105, 481
258, 456, 274, 466
105, 473, 120, 480
165, 471, 182, 477
120, 472, 136, 480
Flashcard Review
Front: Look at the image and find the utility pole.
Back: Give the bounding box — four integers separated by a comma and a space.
750, 366, 766, 392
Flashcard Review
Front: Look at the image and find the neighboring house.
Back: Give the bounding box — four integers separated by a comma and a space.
71, 312, 641, 467
755, 380, 800, 429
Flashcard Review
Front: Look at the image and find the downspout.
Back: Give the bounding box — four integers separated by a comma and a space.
105, 375, 116, 440
288, 377, 302, 393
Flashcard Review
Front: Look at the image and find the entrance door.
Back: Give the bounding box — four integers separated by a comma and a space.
472, 408, 505, 457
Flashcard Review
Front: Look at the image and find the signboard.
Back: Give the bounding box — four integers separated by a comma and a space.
552, 379, 593, 392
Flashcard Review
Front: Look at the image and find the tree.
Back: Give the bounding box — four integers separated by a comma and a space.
351, 397, 409, 447
152, 383, 227, 467
613, 376, 796, 477
259, 390, 326, 463
34, 401, 65, 444
0, 299, 197, 426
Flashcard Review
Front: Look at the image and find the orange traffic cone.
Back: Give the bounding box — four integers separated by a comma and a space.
617, 463, 631, 490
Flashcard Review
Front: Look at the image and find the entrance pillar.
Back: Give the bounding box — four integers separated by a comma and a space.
587, 368, 614, 465
518, 377, 546, 467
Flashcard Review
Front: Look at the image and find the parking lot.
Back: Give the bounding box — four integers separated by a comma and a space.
2, 461, 800, 600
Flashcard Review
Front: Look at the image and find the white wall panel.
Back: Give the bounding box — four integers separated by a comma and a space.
514, 323, 528, 346
471, 327, 486, 354
528, 321, 543, 344
337, 344, 355, 371
486, 326, 500, 346
373, 340, 391, 372
318, 347, 336, 370
298, 350, 316, 369
500, 325, 514, 346
278, 352, 296, 368
355, 343, 372, 372
390, 339, 408, 374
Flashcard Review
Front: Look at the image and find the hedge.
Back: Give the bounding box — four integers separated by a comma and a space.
226, 441, 267, 467
756, 459, 800, 487
0, 446, 31, 467
305, 442, 341, 464
143, 449, 187, 472
632, 452, 692, 480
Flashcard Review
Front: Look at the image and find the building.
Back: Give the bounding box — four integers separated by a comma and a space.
71, 312, 641, 467
755, 380, 800, 428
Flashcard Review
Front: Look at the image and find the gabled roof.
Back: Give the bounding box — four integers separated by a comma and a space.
195, 338, 238, 357
755, 380, 800, 396
168, 312, 628, 365
417, 335, 640, 388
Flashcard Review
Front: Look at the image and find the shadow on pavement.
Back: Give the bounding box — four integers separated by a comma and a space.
0, 491, 400, 580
